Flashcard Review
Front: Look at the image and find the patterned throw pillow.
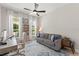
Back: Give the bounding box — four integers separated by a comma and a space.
51, 35, 54, 41
36, 32, 40, 38
44, 33, 49, 39
40, 33, 45, 38
48, 34, 52, 40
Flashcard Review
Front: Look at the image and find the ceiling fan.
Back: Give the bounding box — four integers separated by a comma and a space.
24, 3, 46, 16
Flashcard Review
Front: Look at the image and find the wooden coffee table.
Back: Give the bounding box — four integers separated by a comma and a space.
0, 37, 17, 55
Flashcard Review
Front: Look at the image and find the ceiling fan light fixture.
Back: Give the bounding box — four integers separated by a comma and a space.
29, 12, 37, 16
24, 3, 46, 16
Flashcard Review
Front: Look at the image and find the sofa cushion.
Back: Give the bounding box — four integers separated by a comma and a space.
48, 34, 62, 41
48, 34, 52, 40
51, 35, 54, 41
44, 33, 49, 39
43, 39, 54, 47
36, 32, 40, 38
53, 34, 62, 40
40, 33, 45, 38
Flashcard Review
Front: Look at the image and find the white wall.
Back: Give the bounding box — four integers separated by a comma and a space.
36, 17, 41, 32
1, 7, 8, 31
41, 4, 79, 52
0, 6, 1, 33
0, 6, 10, 37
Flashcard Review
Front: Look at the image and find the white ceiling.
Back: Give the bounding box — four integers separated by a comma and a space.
0, 3, 68, 16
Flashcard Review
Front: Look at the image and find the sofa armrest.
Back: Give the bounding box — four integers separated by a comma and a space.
54, 39, 62, 50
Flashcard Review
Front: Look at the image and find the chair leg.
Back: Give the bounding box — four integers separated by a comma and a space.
16, 49, 25, 56
16, 49, 20, 55
71, 48, 75, 54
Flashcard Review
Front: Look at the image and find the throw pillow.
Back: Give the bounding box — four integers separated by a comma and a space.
51, 35, 54, 41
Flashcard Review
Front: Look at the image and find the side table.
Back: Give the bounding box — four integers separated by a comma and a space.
62, 37, 75, 54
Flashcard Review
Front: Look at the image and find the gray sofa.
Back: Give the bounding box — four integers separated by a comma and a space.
36, 32, 62, 51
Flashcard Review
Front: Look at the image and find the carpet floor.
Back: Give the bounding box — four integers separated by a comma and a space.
25, 40, 77, 56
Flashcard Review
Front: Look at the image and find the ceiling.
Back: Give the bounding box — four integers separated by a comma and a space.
0, 3, 68, 16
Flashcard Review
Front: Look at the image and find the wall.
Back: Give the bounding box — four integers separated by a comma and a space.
36, 17, 41, 32
1, 7, 8, 31
41, 4, 79, 52
0, 6, 1, 33
0, 6, 10, 37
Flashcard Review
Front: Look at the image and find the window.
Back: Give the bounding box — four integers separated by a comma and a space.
13, 16, 19, 37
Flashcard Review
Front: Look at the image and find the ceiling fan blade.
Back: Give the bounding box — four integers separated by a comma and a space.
36, 13, 39, 16
34, 3, 39, 10
24, 8, 32, 11
36, 10, 46, 13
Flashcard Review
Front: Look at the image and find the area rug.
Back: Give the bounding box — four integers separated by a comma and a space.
25, 40, 70, 56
